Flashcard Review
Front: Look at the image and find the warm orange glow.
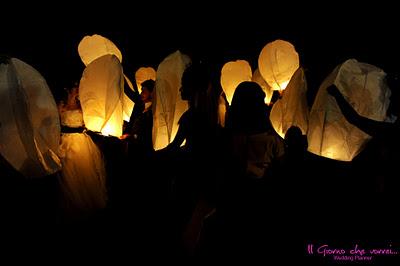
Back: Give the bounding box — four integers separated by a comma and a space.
220, 60, 252, 105
135, 67, 156, 93
252, 68, 273, 104
122, 74, 135, 121
152, 51, 191, 150
78, 34, 122, 66
80, 55, 124, 138
0, 58, 62, 178
258, 40, 299, 93
269, 67, 309, 140
273, 80, 290, 91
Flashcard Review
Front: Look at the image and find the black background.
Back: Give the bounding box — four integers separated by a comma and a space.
2, 2, 399, 104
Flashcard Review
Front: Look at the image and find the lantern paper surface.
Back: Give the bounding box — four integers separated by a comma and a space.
79, 55, 124, 137
270, 67, 309, 138
307, 59, 391, 161
252, 68, 273, 104
258, 40, 299, 91
122, 74, 135, 121
78, 34, 123, 66
152, 51, 191, 150
135, 67, 156, 92
0, 58, 61, 178
220, 60, 252, 105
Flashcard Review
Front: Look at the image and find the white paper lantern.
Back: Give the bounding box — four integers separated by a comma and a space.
122, 74, 135, 122
0, 58, 61, 178
220, 60, 252, 105
258, 39, 299, 92
78, 34, 123, 66
152, 51, 191, 150
269, 67, 309, 138
135, 67, 156, 92
307, 59, 391, 161
79, 55, 124, 137
252, 68, 273, 105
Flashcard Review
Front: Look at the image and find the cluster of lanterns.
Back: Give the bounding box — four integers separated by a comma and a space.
220, 40, 392, 162
0, 34, 394, 178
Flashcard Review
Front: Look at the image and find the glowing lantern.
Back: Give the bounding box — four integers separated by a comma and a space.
0, 58, 61, 178
269, 67, 309, 138
220, 60, 252, 105
307, 59, 391, 161
135, 67, 156, 93
77, 34, 133, 124
79, 54, 124, 137
77, 34, 123, 66
152, 51, 191, 150
122, 74, 135, 122
258, 39, 299, 92
252, 68, 273, 105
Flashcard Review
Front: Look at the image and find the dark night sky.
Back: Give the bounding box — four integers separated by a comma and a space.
2, 3, 399, 103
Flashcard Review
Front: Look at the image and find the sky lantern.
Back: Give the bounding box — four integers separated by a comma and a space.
220, 60, 252, 105
122, 74, 135, 121
307, 59, 391, 161
152, 51, 191, 150
77, 34, 123, 66
79, 54, 124, 137
135, 67, 156, 93
258, 39, 299, 92
0, 57, 61, 178
269, 67, 309, 138
77, 34, 133, 122
252, 68, 273, 105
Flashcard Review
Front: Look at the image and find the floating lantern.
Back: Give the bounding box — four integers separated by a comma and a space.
135, 67, 156, 93
270, 67, 309, 138
258, 39, 299, 92
78, 34, 122, 66
220, 60, 252, 105
152, 51, 191, 150
307, 59, 391, 161
252, 68, 273, 105
79, 55, 124, 137
0, 57, 61, 178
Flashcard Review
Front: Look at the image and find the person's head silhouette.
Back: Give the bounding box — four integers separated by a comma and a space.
284, 126, 307, 159
180, 61, 210, 102
140, 79, 155, 103
227, 81, 269, 133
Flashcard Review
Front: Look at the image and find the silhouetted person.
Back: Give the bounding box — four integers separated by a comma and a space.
122, 79, 155, 160
158, 61, 220, 256
218, 81, 284, 259
224, 81, 284, 181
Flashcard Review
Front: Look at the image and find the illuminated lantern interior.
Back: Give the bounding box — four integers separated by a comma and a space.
122, 74, 135, 122
135, 67, 156, 93
78, 34, 123, 66
79, 54, 124, 137
258, 39, 299, 92
269, 67, 309, 138
0, 58, 61, 178
152, 51, 191, 150
220, 60, 252, 105
307, 59, 391, 161
252, 68, 273, 105
77, 34, 132, 124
